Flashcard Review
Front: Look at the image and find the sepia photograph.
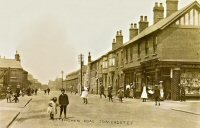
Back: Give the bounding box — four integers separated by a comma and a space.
0, 0, 200, 128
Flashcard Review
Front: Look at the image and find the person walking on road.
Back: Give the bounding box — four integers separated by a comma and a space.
59, 89, 69, 119
81, 86, 89, 104
141, 83, 148, 102
6, 87, 12, 103
107, 85, 113, 102
99, 84, 106, 98
118, 87, 124, 102
47, 88, 50, 95
35, 89, 38, 95
154, 84, 161, 106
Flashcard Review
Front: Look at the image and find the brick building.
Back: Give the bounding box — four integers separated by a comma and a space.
66, 0, 200, 100
123, 0, 200, 100
0, 52, 28, 90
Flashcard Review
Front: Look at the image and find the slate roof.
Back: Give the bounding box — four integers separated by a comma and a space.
124, 1, 200, 46
0, 58, 22, 69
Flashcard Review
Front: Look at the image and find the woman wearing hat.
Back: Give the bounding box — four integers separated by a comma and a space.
141, 83, 148, 102
154, 84, 160, 106
81, 86, 89, 104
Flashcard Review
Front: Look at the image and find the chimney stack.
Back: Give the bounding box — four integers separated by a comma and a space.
116, 30, 123, 47
112, 39, 117, 50
166, 0, 178, 17
88, 52, 91, 63
139, 16, 149, 33
15, 51, 21, 62
153, 2, 164, 24
129, 23, 138, 40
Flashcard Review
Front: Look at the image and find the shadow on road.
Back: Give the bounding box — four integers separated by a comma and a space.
16, 114, 48, 122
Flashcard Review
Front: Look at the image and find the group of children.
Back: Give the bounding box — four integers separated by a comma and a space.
6, 88, 19, 103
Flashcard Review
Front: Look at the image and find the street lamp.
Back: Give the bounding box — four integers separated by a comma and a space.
61, 70, 64, 89
78, 54, 84, 94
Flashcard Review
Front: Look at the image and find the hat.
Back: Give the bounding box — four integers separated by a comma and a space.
61, 88, 65, 91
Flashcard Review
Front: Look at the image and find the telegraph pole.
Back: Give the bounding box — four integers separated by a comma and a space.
78, 54, 84, 94
61, 70, 64, 89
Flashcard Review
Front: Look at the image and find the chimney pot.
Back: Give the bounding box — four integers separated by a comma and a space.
119, 30, 122, 35
134, 23, 137, 28
113, 39, 116, 43
155, 2, 158, 7
144, 16, 148, 22
130, 23, 134, 29
140, 16, 143, 21
160, 3, 163, 7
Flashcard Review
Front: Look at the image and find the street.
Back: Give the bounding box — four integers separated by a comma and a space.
9, 91, 200, 128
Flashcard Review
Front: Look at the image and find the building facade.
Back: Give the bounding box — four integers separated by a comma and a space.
66, 0, 200, 100
0, 52, 28, 91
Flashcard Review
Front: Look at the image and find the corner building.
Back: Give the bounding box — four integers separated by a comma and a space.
123, 1, 200, 100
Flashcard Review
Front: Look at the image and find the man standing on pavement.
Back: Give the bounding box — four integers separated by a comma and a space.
99, 83, 106, 98
59, 89, 69, 118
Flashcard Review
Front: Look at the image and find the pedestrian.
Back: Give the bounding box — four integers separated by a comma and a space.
75, 89, 78, 95
70, 86, 73, 94
44, 89, 47, 95
27, 88, 31, 96
81, 86, 89, 104
154, 85, 160, 106
12, 93, 19, 103
31, 88, 34, 95
58, 89, 69, 119
141, 83, 148, 102
99, 84, 106, 98
117, 87, 124, 102
47, 97, 58, 120
35, 89, 38, 95
125, 84, 130, 98
180, 84, 186, 102
47, 88, 50, 95
6, 87, 12, 103
107, 86, 113, 102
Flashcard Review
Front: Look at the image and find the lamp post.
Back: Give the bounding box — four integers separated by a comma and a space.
61, 70, 64, 89
78, 54, 84, 94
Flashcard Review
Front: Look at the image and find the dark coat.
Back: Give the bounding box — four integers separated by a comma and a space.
154, 88, 160, 98
59, 94, 69, 106
100, 85, 105, 93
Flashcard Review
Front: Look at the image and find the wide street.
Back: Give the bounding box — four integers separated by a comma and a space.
9, 91, 200, 128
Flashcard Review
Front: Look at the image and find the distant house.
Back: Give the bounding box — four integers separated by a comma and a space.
0, 51, 28, 90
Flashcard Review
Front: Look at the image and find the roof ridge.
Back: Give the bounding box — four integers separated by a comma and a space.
124, 0, 200, 46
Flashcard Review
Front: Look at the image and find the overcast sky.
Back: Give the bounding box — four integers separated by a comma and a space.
0, 0, 197, 84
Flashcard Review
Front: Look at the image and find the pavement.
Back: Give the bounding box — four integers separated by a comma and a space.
0, 95, 32, 128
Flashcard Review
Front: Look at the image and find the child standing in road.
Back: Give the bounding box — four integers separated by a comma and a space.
47, 97, 58, 120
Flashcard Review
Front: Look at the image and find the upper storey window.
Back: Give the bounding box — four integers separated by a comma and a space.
103, 61, 108, 69
109, 58, 115, 67
175, 8, 200, 26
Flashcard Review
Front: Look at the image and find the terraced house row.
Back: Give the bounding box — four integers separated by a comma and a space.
66, 0, 200, 100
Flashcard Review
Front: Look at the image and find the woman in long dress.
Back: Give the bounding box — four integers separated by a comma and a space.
81, 86, 89, 104
141, 84, 148, 102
